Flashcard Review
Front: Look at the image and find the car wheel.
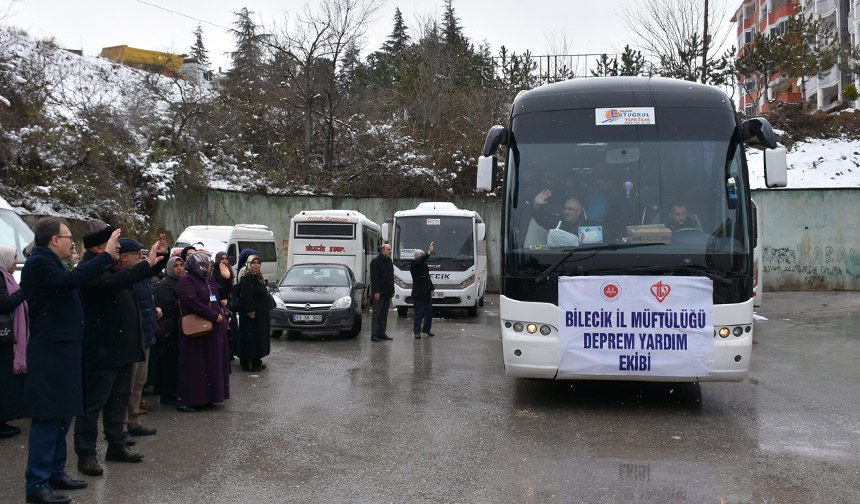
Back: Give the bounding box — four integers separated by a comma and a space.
397, 306, 408, 317
270, 330, 283, 339
345, 314, 362, 339
285, 330, 301, 340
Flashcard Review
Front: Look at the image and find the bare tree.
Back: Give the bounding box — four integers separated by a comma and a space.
270, 0, 380, 177
620, 0, 732, 83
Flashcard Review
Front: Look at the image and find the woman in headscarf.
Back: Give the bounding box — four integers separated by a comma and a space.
179, 246, 197, 262
237, 255, 271, 372
174, 252, 230, 412
153, 256, 184, 405
213, 252, 237, 359
0, 245, 27, 438
236, 248, 260, 281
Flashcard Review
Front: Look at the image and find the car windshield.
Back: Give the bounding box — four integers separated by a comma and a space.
503, 107, 750, 276
280, 266, 350, 287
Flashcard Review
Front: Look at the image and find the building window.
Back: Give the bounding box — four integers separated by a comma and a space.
744, 104, 755, 116
744, 80, 756, 94
744, 30, 753, 44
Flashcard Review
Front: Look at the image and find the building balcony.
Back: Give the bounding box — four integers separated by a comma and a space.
769, 2, 800, 25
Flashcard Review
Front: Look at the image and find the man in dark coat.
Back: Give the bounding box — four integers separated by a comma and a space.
410, 242, 435, 339
73, 222, 167, 478
369, 243, 394, 342
20, 217, 119, 504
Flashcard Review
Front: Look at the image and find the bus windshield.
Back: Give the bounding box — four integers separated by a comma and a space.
393, 216, 474, 269
505, 107, 750, 278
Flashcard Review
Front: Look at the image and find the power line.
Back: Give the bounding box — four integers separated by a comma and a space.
134, 0, 230, 31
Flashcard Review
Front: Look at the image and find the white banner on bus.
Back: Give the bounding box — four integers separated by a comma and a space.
557, 276, 714, 378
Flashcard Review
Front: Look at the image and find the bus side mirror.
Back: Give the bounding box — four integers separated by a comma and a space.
381, 223, 390, 242
477, 156, 496, 192
477, 223, 486, 242
742, 117, 777, 149
764, 146, 787, 188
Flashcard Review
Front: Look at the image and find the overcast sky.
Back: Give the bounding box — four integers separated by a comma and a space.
3, 0, 734, 73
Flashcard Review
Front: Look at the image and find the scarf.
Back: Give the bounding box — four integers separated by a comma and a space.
165, 256, 184, 279
1, 268, 28, 374
185, 251, 212, 280
242, 255, 264, 281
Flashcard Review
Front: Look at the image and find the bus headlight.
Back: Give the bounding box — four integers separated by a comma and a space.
332, 296, 352, 309
513, 323, 524, 332
526, 324, 538, 334
457, 274, 476, 289
540, 325, 552, 335
718, 327, 730, 338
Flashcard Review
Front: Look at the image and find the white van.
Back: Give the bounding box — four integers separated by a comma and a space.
0, 196, 35, 282
173, 224, 278, 284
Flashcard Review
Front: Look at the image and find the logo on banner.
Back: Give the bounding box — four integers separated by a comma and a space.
601, 281, 621, 301
650, 281, 671, 303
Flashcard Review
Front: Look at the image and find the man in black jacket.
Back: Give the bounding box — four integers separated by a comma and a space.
410, 242, 435, 339
369, 243, 394, 342
73, 220, 167, 477
21, 218, 119, 504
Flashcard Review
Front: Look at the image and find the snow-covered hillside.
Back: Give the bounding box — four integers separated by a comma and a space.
747, 134, 860, 190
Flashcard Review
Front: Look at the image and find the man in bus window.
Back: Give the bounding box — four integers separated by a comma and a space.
665, 202, 702, 231
532, 192, 591, 247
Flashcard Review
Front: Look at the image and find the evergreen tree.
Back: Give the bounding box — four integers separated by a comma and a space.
228, 7, 266, 84
780, 12, 840, 110
383, 7, 410, 60
591, 54, 619, 77
190, 24, 209, 69
441, 0, 466, 51
619, 45, 645, 76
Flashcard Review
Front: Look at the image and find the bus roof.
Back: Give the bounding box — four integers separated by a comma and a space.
291, 210, 380, 229
393, 202, 482, 221
512, 76, 734, 117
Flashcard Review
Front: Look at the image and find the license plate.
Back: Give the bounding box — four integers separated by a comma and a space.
293, 314, 322, 322
432, 291, 444, 299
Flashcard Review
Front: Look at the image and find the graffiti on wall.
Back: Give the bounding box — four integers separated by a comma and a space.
763, 244, 860, 287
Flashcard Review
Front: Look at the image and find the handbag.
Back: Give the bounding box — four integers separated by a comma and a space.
181, 314, 213, 338
0, 312, 14, 344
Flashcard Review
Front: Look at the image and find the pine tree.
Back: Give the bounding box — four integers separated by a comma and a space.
591, 54, 619, 77
228, 7, 266, 83
382, 7, 410, 60
619, 45, 645, 76
190, 24, 209, 69
441, 0, 465, 51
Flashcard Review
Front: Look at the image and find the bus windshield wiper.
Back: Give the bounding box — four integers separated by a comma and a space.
533, 242, 666, 284
583, 263, 738, 286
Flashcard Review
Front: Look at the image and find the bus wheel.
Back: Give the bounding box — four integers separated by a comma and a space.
468, 303, 478, 317
478, 295, 484, 307
270, 330, 283, 339
397, 306, 408, 317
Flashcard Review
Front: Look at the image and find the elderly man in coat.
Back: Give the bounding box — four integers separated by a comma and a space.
20, 217, 120, 504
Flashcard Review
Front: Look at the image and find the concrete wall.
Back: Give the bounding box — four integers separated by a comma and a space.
157, 191, 503, 290
753, 189, 860, 291
158, 188, 860, 292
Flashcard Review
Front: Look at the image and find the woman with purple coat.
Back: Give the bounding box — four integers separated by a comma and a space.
174, 253, 230, 413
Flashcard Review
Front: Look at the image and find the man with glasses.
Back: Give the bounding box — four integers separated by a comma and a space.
21, 217, 121, 504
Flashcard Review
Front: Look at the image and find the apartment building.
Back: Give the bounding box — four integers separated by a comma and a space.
732, 0, 859, 114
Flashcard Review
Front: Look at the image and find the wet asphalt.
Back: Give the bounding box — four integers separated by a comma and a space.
0, 292, 859, 503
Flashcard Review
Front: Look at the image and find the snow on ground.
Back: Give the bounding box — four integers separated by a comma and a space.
746, 137, 860, 189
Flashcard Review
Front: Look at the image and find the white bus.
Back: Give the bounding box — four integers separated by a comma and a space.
477, 77, 787, 382
287, 210, 381, 306
382, 202, 488, 317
